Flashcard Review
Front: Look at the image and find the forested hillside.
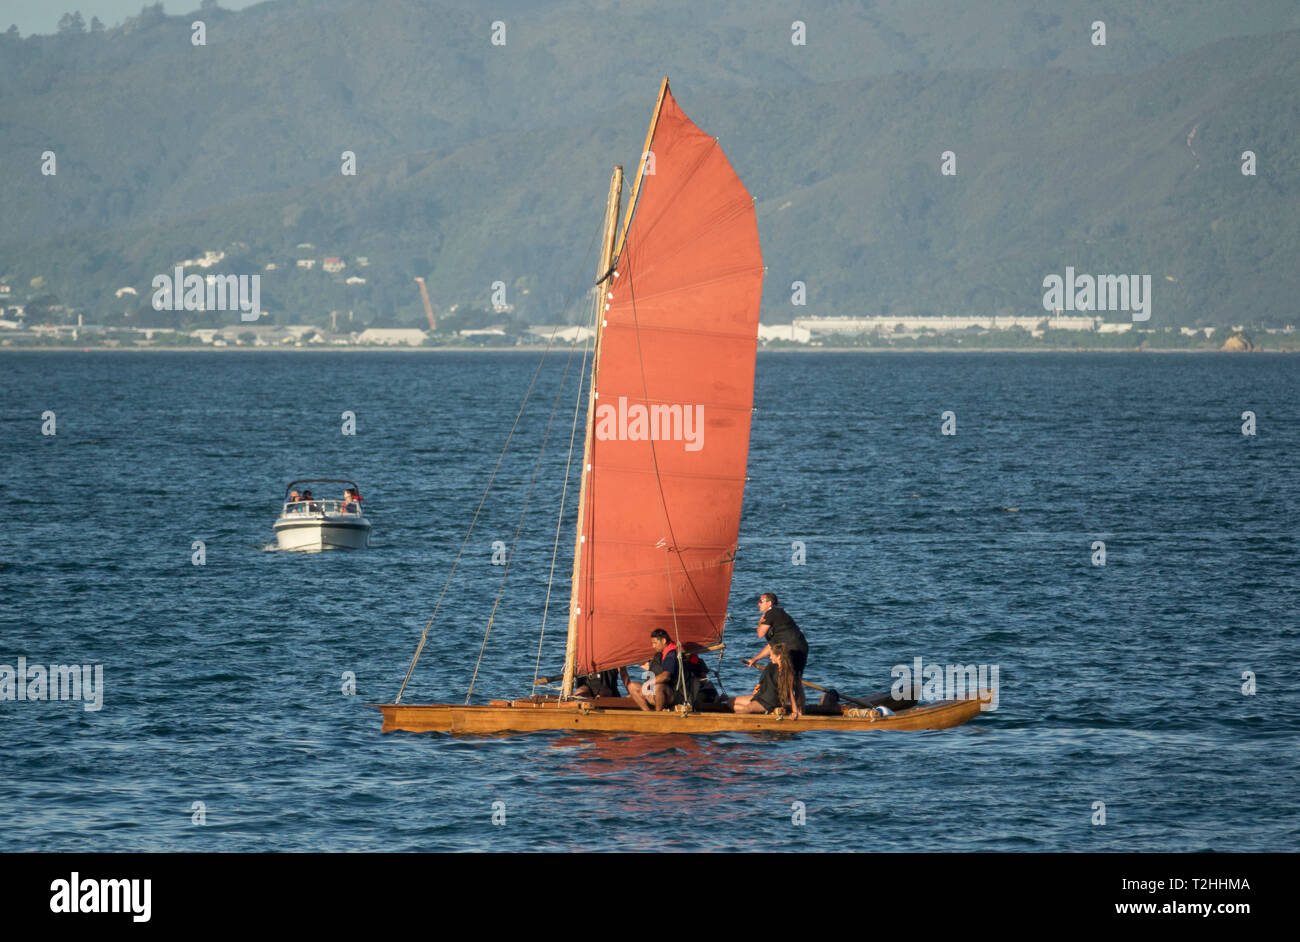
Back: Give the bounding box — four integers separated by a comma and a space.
2, 0, 1297, 327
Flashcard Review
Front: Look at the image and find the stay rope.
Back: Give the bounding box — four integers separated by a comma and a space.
393, 216, 603, 704
465, 302, 589, 702
531, 287, 597, 692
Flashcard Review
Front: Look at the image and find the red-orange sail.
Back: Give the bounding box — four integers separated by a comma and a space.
572, 85, 765, 675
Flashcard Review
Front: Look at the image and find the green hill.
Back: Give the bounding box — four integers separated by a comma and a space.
2, 0, 1297, 328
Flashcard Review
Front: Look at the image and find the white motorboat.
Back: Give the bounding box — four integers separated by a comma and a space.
273, 478, 372, 551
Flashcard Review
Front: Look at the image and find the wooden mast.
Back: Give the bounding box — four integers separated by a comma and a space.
614, 76, 670, 262
561, 78, 672, 696
561, 164, 623, 698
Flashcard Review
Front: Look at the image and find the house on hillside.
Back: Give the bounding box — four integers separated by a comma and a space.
323, 257, 345, 273
178, 250, 225, 269
296, 259, 316, 270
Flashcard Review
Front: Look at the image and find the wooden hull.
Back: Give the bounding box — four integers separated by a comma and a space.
373, 690, 990, 735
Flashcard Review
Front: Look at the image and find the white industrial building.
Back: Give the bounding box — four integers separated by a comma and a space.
781, 315, 1134, 339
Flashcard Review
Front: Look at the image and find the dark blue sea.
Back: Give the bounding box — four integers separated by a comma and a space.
2, 351, 1297, 852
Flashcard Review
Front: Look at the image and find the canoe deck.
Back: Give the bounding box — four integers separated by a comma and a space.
372, 689, 991, 734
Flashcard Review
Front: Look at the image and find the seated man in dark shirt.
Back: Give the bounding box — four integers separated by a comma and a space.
744, 592, 808, 711
573, 667, 625, 700
625, 629, 683, 711
626, 629, 716, 711
649, 628, 682, 711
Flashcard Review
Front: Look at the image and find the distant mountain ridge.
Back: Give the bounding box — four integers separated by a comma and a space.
2, 0, 1297, 327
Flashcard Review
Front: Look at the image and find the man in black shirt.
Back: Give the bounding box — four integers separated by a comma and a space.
573, 668, 626, 700
744, 592, 808, 710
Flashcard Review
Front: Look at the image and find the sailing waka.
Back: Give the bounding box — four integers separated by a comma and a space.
374, 79, 989, 734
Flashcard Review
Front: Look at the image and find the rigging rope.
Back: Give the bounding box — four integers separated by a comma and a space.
545, 173, 633, 697
531, 287, 597, 692
466, 307, 587, 703
393, 216, 603, 705
713, 648, 729, 701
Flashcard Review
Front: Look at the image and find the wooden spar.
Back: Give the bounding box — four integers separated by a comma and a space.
560, 164, 624, 699
612, 76, 670, 264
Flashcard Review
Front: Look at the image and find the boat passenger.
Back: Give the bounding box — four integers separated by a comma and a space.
631, 629, 715, 711
745, 592, 808, 712
342, 486, 363, 514
573, 667, 625, 700
690, 657, 717, 704
732, 643, 799, 717
679, 646, 715, 703
626, 660, 654, 712
627, 628, 683, 712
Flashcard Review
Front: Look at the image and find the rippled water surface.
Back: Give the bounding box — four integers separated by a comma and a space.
2, 351, 1297, 851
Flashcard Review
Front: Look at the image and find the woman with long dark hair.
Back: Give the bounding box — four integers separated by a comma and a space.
731, 642, 800, 718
